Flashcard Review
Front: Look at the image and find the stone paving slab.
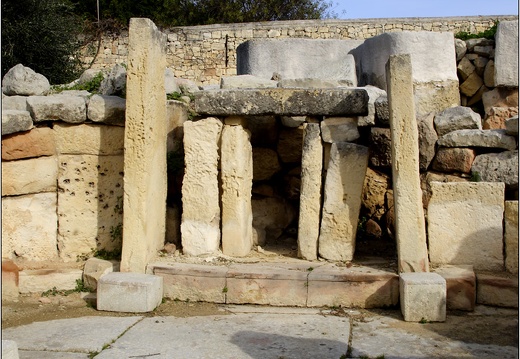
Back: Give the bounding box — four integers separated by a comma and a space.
19, 351, 89, 359
2, 316, 142, 353
95, 314, 350, 359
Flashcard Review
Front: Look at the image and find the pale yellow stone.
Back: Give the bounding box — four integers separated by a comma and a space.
505, 200, 519, 275
54, 123, 124, 155
2, 156, 57, 196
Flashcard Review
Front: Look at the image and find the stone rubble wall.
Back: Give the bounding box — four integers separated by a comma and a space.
82, 16, 516, 85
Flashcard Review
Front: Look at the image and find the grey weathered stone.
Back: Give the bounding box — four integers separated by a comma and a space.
2, 64, 50, 96
280, 116, 306, 128
298, 123, 323, 260
417, 112, 438, 171
99, 64, 127, 96
434, 106, 482, 137
465, 38, 494, 51
320, 117, 359, 143
471, 150, 519, 189
78, 68, 104, 86
473, 45, 494, 57
428, 182, 505, 271
87, 94, 126, 125
505, 201, 519, 275
357, 85, 387, 126
369, 127, 392, 168
252, 197, 296, 246
1, 110, 33, 135
454, 38, 467, 61
194, 88, 369, 116
374, 95, 389, 126
176, 78, 201, 94
494, 20, 518, 87
165, 67, 180, 94
457, 57, 475, 81
237, 39, 363, 83
319, 142, 368, 261
483, 59, 495, 87
437, 129, 517, 150
277, 78, 355, 88
2, 95, 28, 111
27, 95, 87, 123
221, 75, 278, 89
473, 56, 489, 76
506, 115, 518, 136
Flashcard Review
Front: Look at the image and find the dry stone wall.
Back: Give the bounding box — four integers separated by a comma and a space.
83, 16, 515, 85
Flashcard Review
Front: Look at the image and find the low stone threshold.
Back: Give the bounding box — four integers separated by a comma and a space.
146, 253, 400, 309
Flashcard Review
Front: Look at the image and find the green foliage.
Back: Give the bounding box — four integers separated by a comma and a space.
94, 248, 122, 260
110, 223, 123, 242
470, 171, 481, 182
167, 92, 183, 101
222, 286, 228, 293
455, 21, 498, 40
2, 0, 85, 84
41, 279, 87, 297
73, 72, 105, 93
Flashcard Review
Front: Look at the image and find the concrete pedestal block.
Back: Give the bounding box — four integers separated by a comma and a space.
400, 272, 446, 322
433, 265, 475, 311
97, 272, 163, 313
2, 340, 19, 359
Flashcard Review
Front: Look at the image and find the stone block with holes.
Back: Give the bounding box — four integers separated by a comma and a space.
97, 272, 163, 313
400, 272, 446, 322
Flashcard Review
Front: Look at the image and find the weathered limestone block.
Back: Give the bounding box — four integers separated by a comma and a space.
252, 148, 281, 180
2, 127, 55, 160
320, 117, 359, 143
221, 125, 253, 257
1, 110, 33, 135
434, 106, 482, 137
2, 156, 57, 196
374, 95, 389, 126
437, 129, 517, 151
252, 197, 296, 246
19, 268, 83, 293
166, 100, 188, 153
457, 57, 475, 81
57, 154, 124, 261
297, 123, 323, 260
27, 95, 87, 123
432, 147, 476, 174
319, 142, 368, 261
220, 75, 278, 89
417, 112, 438, 171
353, 31, 459, 115
2, 95, 28, 111
181, 118, 223, 256
483, 107, 519, 130
460, 72, 484, 97
476, 272, 518, 308
99, 64, 127, 96
494, 20, 519, 87
54, 123, 124, 155
465, 38, 494, 51
420, 172, 469, 209
386, 54, 429, 273
237, 39, 363, 83
280, 116, 306, 128
454, 38, 467, 61
83, 257, 120, 291
369, 127, 392, 168
504, 201, 519, 275
506, 115, 519, 136
120, 18, 168, 273
277, 78, 355, 88
482, 88, 518, 115
483, 59, 495, 87
165, 67, 180, 94
2, 193, 58, 261
433, 265, 476, 311
356, 85, 387, 126
473, 56, 489, 76
471, 150, 519, 190
194, 88, 369, 116
428, 182, 505, 271
2, 64, 50, 96
2, 260, 20, 301
277, 126, 304, 163
400, 273, 446, 322
467, 84, 489, 107
87, 94, 126, 126
362, 168, 390, 220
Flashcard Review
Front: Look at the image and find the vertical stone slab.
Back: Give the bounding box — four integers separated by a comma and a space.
221, 124, 253, 257
121, 18, 167, 273
505, 200, 519, 275
428, 182, 505, 271
298, 123, 323, 260
319, 142, 368, 261
181, 118, 223, 256
494, 20, 519, 87
386, 54, 429, 273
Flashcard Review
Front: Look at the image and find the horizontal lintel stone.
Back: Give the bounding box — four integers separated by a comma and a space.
194, 88, 369, 116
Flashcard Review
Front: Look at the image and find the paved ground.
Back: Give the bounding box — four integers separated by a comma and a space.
2, 305, 518, 359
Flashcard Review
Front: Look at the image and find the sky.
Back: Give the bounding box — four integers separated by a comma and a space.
331, 0, 519, 19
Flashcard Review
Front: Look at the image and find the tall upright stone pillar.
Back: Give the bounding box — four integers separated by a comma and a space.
319, 142, 368, 261
221, 124, 253, 257
121, 18, 167, 273
181, 117, 223, 256
386, 54, 429, 273
298, 123, 323, 260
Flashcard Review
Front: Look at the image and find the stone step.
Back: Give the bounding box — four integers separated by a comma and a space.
476, 271, 519, 308
148, 260, 399, 308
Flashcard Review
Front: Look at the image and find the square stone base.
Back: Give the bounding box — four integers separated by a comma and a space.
97, 272, 163, 313
400, 272, 446, 322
